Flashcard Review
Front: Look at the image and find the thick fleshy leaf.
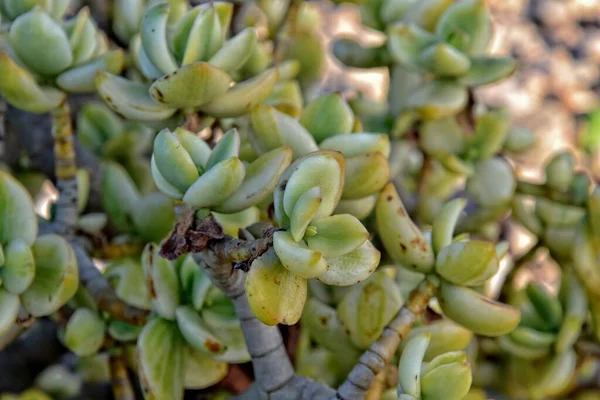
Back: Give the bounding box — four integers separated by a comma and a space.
535, 198, 585, 227
130, 33, 164, 80
208, 27, 258, 73
319, 133, 391, 158
289, 187, 322, 241
0, 53, 66, 113
302, 298, 361, 360
386, 23, 436, 68
21, 235, 78, 317
418, 42, 471, 77
249, 105, 319, 159
108, 320, 142, 342
149, 62, 231, 108
175, 306, 227, 355
1, 239, 35, 294
64, 308, 105, 357
421, 361, 472, 400
398, 332, 430, 398
151, 156, 185, 199
467, 158, 515, 207
342, 153, 390, 200
273, 231, 328, 279
199, 68, 279, 118
9, 7, 73, 76
460, 57, 516, 86
184, 345, 228, 389
245, 248, 307, 326
431, 198, 467, 254
305, 214, 368, 257
376, 183, 435, 272
435, 240, 499, 286
403, 0, 454, 31
132, 193, 176, 243
65, 7, 97, 65
408, 80, 468, 120
529, 350, 576, 399
401, 319, 473, 361
183, 157, 245, 208
545, 151, 576, 193
216, 147, 293, 213
266, 79, 304, 117
337, 270, 403, 349
102, 162, 141, 231
334, 195, 377, 221
178, 6, 223, 65
420, 117, 466, 156
142, 243, 180, 320
56, 49, 125, 93
104, 259, 151, 310
153, 129, 200, 193
300, 93, 355, 142
138, 318, 184, 400
435, 0, 493, 56
140, 3, 178, 75
318, 240, 380, 286
279, 152, 345, 222
95, 72, 176, 121
438, 281, 520, 336
205, 128, 240, 170
174, 127, 211, 170
282, 31, 325, 86
0, 288, 19, 335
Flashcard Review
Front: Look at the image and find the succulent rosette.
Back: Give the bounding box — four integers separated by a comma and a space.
0, 6, 123, 113
0, 0, 70, 23
377, 185, 520, 337
63, 248, 250, 399
98, 1, 281, 122
150, 127, 292, 213
245, 151, 381, 326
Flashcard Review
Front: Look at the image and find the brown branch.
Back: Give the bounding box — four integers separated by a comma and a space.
73, 244, 149, 326
160, 212, 276, 270
52, 100, 78, 236
109, 353, 135, 400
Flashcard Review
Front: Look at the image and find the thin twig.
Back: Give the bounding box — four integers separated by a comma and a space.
73, 244, 149, 326
109, 352, 136, 400
51, 101, 78, 237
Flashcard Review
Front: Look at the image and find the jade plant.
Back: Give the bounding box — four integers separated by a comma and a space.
0, 1, 599, 400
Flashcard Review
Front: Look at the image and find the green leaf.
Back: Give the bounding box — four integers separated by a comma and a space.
138, 318, 185, 400
1, 238, 35, 294
245, 248, 307, 326
20, 235, 78, 317
142, 243, 180, 320
0, 288, 19, 335
64, 308, 105, 357
0, 53, 66, 113
149, 62, 231, 108
9, 7, 73, 76
305, 214, 369, 257
300, 93, 355, 142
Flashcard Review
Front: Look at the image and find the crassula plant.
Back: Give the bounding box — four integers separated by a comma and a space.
1, 1, 600, 400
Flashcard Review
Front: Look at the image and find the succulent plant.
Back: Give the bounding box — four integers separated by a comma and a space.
0, 6, 123, 113
1, 1, 600, 400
